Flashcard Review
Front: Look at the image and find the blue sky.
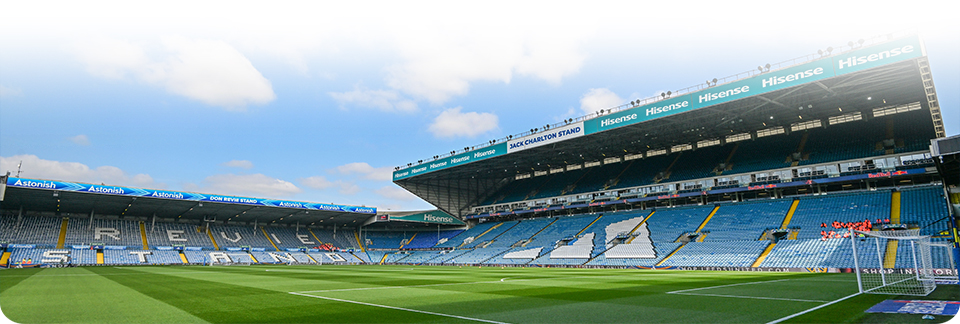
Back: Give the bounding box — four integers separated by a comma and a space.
1, 1, 958, 212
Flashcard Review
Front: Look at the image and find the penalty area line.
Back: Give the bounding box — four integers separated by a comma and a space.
665, 278, 791, 294
668, 292, 828, 303
765, 292, 861, 324
289, 292, 510, 324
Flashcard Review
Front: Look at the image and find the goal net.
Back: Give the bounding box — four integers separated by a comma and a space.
849, 229, 944, 296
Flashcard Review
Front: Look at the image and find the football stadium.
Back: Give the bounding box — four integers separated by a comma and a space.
2, 33, 959, 323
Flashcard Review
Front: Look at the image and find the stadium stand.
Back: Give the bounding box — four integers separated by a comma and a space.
64, 218, 143, 247
0, 215, 62, 246
789, 190, 891, 240
262, 227, 319, 249
700, 200, 792, 241
402, 230, 463, 249
145, 222, 216, 248
899, 185, 952, 236
661, 241, 771, 267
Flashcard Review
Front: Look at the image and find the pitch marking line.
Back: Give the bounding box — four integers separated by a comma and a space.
667, 292, 828, 303
665, 278, 830, 303
293, 275, 596, 294
765, 292, 861, 324
666, 278, 791, 294
289, 292, 510, 324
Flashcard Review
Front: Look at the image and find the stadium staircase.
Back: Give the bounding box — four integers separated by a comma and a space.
0, 251, 10, 267
780, 199, 800, 230
585, 212, 655, 265
607, 160, 635, 188
577, 215, 602, 236
261, 227, 281, 251
205, 227, 220, 250
139, 222, 149, 250
715, 143, 738, 175
882, 191, 902, 268
307, 229, 324, 246
883, 241, 898, 269
791, 133, 810, 166
96, 251, 104, 264
399, 233, 417, 249
625, 211, 654, 243
655, 244, 684, 267
751, 243, 776, 267
56, 217, 68, 249
354, 231, 365, 252
350, 252, 367, 264
178, 251, 189, 264
695, 206, 719, 233
459, 223, 504, 248
890, 191, 902, 224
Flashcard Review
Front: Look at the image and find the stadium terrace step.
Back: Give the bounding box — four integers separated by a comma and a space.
261, 227, 280, 251
890, 191, 901, 224
695, 205, 719, 233
780, 199, 800, 229
655, 244, 684, 267
883, 240, 898, 269
206, 228, 219, 250
139, 222, 148, 250
56, 217, 68, 249
751, 242, 776, 267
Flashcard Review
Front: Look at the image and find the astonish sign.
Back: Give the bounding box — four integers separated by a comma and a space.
6, 177, 375, 214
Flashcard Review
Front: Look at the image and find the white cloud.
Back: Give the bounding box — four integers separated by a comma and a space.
201, 173, 301, 198
298, 175, 360, 195
335, 162, 394, 181
328, 86, 418, 112
221, 160, 253, 169
384, 25, 587, 105
379, 5, 592, 105
375, 186, 416, 201
299, 176, 334, 190
75, 36, 275, 110
428, 107, 498, 139
579, 88, 623, 115
68, 134, 90, 146
0, 154, 158, 188
337, 181, 361, 195
0, 84, 23, 97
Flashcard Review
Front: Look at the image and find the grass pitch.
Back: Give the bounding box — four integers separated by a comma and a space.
1, 265, 956, 323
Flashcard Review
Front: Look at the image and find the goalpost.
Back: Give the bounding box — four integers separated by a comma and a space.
849, 229, 956, 296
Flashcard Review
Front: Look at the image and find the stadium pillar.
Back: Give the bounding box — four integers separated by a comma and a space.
88, 209, 95, 230
151, 214, 156, 233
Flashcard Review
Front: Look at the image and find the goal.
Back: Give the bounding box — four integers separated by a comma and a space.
849, 229, 954, 296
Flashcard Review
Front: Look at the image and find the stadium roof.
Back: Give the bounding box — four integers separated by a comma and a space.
394, 33, 945, 217
0, 176, 376, 227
